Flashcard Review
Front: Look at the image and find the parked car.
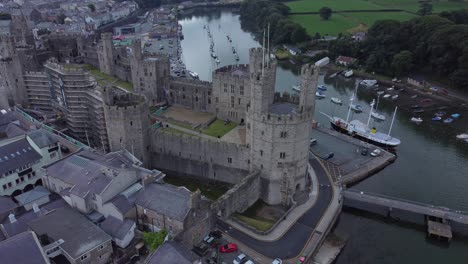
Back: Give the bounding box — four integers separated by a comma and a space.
203, 235, 215, 245
272, 259, 282, 264
219, 243, 238, 253
245, 261, 255, 264
361, 148, 368, 156
192, 243, 209, 256
233, 253, 247, 264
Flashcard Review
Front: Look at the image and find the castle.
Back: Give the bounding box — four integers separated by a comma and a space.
0, 32, 321, 206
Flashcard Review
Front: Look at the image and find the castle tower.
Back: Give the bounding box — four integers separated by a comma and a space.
246, 50, 319, 206
103, 88, 151, 167
248, 47, 276, 114
98, 33, 114, 75
130, 39, 170, 105
0, 35, 26, 108
299, 63, 319, 114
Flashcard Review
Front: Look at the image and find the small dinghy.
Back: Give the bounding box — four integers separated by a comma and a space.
456, 133, 468, 139
318, 85, 327, 91
451, 113, 461, 118
316, 91, 326, 99
331, 97, 342, 104
411, 117, 423, 123
443, 118, 454, 123
432, 116, 442, 121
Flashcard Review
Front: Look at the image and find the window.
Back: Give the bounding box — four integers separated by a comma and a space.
260, 150, 263, 156
280, 152, 286, 159
240, 85, 244, 95
238, 98, 241, 105
2, 184, 6, 190
50, 152, 57, 159
280, 131, 287, 138
227, 157, 232, 164
99, 244, 104, 250
80, 254, 88, 260
231, 85, 235, 93
231, 96, 234, 107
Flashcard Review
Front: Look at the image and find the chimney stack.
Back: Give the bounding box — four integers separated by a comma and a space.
33, 203, 40, 213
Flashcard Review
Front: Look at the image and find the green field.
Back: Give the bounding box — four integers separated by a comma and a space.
291, 11, 418, 36
287, 0, 468, 35
287, 0, 468, 13
286, 0, 384, 12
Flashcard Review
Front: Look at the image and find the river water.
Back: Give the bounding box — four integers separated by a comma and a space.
179, 9, 468, 264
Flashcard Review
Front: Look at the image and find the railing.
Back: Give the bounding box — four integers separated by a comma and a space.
14, 106, 91, 149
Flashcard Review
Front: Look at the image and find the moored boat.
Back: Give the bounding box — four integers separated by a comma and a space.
318, 85, 327, 91
349, 103, 363, 112
331, 97, 342, 104
443, 118, 454, 123
456, 133, 468, 139
371, 111, 386, 121
451, 113, 461, 118
383, 94, 391, 99
344, 70, 354, 77
432, 116, 442, 121
292, 85, 301, 92
391, 95, 399, 100
411, 117, 423, 123
188, 71, 199, 79
361, 79, 378, 87
316, 91, 326, 99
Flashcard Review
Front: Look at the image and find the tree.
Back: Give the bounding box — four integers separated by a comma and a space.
291, 26, 310, 43
391, 50, 414, 76
319, 7, 332, 20
87, 3, 96, 12
418, 2, 433, 16
143, 230, 167, 252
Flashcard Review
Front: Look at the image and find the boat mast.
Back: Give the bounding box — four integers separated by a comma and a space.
388, 106, 398, 136
367, 99, 375, 127
345, 93, 354, 124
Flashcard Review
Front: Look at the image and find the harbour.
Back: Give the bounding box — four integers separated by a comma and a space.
178, 8, 468, 264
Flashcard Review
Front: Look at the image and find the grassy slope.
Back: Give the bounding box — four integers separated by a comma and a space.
83, 64, 133, 91
290, 13, 356, 36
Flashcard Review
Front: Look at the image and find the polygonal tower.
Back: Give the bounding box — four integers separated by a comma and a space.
97, 33, 114, 75
246, 48, 319, 206
103, 87, 151, 167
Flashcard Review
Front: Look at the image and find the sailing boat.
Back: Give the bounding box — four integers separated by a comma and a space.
371, 94, 386, 121
322, 94, 401, 148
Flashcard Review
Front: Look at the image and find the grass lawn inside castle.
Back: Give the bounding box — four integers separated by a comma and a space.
163, 175, 231, 200
233, 200, 287, 232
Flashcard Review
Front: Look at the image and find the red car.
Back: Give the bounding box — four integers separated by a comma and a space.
219, 243, 238, 253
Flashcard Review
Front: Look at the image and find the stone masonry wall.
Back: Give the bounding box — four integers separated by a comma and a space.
150, 130, 249, 184
211, 170, 260, 219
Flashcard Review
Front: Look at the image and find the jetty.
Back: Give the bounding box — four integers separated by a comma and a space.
343, 189, 468, 240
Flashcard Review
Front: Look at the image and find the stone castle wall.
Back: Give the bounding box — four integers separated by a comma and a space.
150, 130, 249, 184
211, 170, 260, 219
168, 77, 212, 112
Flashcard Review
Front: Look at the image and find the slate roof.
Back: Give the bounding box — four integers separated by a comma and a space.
0, 196, 16, 215
0, 111, 18, 134
44, 149, 163, 200
0, 231, 49, 264
28, 207, 111, 259
14, 186, 50, 206
135, 183, 192, 222
0, 137, 41, 176
111, 194, 135, 215
146, 241, 193, 264
5, 123, 27, 138
27, 130, 58, 148
336, 55, 357, 64
100, 216, 135, 240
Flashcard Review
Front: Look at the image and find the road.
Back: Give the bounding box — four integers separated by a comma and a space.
217, 157, 333, 260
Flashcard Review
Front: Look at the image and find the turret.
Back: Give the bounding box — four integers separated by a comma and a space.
98, 33, 114, 75
248, 48, 276, 115
299, 63, 319, 114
